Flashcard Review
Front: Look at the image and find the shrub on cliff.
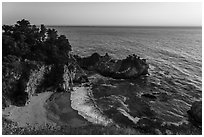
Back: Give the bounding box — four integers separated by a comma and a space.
2, 19, 72, 64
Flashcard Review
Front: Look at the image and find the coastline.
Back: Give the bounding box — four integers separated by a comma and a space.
2, 86, 112, 129
70, 86, 113, 126
2, 19, 201, 135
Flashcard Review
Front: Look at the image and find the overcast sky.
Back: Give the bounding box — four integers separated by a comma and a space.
2, 2, 202, 26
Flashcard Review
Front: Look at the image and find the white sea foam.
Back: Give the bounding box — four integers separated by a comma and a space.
106, 95, 141, 124
117, 108, 140, 124
70, 86, 113, 126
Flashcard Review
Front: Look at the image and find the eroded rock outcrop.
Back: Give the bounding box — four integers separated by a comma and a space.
67, 55, 88, 83
25, 65, 51, 98
188, 101, 202, 126
62, 55, 88, 91
75, 53, 149, 79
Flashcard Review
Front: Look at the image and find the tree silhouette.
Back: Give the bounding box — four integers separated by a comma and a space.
2, 19, 72, 64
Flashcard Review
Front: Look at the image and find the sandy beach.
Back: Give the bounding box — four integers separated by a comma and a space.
3, 92, 56, 128
2, 89, 88, 129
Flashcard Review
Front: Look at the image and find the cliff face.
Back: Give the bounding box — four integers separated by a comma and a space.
2, 55, 88, 108
62, 65, 71, 91
62, 58, 88, 92
2, 55, 43, 108
25, 65, 52, 98
2, 56, 22, 108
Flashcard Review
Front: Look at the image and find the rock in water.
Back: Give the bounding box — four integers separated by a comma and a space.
74, 53, 101, 70
75, 53, 149, 79
141, 93, 157, 101
188, 101, 202, 126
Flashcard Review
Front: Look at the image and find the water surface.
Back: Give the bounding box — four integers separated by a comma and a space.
51, 26, 202, 130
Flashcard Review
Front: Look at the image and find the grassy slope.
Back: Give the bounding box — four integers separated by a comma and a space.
3, 117, 201, 135
2, 117, 143, 135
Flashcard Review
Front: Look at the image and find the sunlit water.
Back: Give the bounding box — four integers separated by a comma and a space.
51, 26, 202, 129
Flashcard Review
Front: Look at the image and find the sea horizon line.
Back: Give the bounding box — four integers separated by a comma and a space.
45, 25, 202, 28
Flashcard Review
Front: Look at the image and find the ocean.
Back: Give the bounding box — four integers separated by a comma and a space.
50, 26, 202, 131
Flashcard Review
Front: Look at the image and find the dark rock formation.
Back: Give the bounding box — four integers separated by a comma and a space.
126, 96, 156, 118
67, 54, 89, 83
141, 93, 157, 101
187, 101, 202, 126
75, 53, 149, 79
136, 117, 164, 134
74, 53, 101, 70
2, 55, 41, 108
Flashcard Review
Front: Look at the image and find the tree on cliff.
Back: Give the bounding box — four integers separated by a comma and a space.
2, 19, 72, 64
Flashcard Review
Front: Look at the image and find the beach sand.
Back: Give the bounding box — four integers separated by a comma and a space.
2, 90, 88, 129
2, 92, 56, 128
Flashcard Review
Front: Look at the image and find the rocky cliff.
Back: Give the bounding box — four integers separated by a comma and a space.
2, 54, 88, 108
75, 53, 149, 79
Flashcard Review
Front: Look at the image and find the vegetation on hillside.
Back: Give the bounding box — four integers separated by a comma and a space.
3, 19, 72, 64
